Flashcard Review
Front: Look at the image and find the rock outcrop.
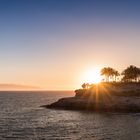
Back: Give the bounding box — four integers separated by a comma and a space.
42, 83, 140, 113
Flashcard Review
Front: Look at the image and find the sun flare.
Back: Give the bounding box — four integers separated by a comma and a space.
83, 68, 101, 84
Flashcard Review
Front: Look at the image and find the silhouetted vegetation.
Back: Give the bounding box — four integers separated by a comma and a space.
101, 65, 140, 83
81, 83, 90, 89
101, 67, 120, 82
77, 65, 140, 97
76, 82, 140, 98
121, 65, 140, 82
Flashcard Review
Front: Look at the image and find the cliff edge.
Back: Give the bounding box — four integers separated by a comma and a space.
42, 83, 140, 112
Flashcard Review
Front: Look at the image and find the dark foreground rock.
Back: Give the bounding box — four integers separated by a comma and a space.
42, 83, 140, 113
42, 96, 140, 113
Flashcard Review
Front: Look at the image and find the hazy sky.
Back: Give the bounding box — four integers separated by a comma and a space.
0, 0, 140, 90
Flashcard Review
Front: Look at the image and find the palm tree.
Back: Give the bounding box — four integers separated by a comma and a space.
101, 67, 110, 82
113, 70, 120, 82
122, 65, 140, 82
101, 67, 117, 82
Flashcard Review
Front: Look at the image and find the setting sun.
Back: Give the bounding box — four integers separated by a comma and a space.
83, 68, 102, 84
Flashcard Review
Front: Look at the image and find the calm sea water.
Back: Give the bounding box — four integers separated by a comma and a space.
0, 91, 140, 140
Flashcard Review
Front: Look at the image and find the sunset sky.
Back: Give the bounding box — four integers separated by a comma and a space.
0, 0, 140, 90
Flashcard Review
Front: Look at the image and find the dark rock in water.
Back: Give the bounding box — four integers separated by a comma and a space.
42, 83, 140, 113
46, 97, 89, 110
43, 96, 140, 113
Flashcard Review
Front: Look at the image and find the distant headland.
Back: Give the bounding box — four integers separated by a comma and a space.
0, 84, 41, 91
43, 65, 140, 113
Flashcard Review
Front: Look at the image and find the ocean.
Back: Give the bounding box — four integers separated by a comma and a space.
0, 91, 140, 140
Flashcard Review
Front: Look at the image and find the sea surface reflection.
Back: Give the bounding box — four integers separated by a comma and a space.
0, 91, 140, 140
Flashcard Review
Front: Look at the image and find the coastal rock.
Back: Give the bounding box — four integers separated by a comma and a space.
43, 83, 140, 113
44, 96, 140, 112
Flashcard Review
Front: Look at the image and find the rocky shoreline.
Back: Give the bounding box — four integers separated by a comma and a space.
42, 96, 140, 113
42, 83, 140, 113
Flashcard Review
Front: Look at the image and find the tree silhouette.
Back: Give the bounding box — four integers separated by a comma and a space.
122, 65, 140, 82
82, 83, 90, 89
101, 67, 109, 82
101, 67, 118, 82
113, 70, 120, 82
